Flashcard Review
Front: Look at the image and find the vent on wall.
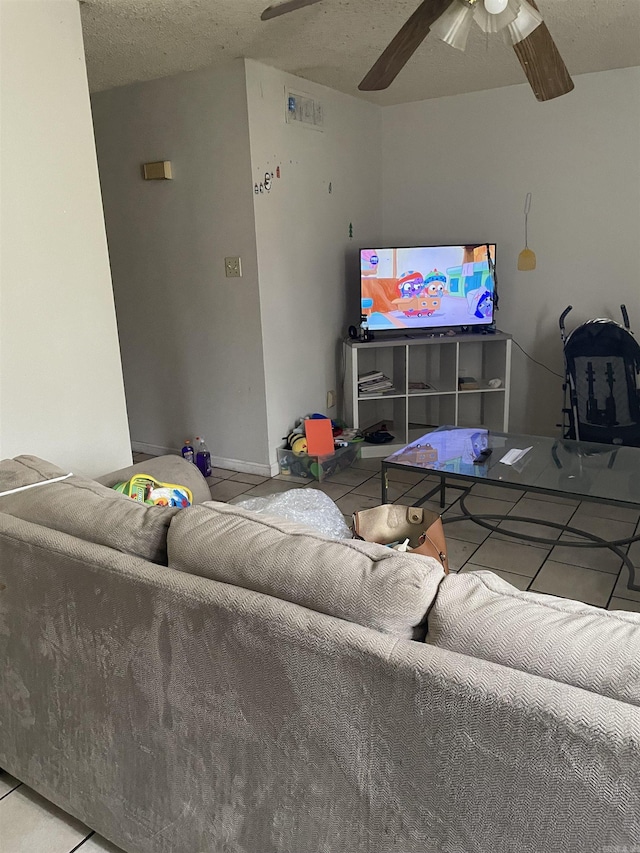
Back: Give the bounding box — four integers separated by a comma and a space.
286, 90, 324, 130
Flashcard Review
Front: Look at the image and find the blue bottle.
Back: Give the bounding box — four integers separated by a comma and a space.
195, 437, 212, 478
181, 439, 195, 464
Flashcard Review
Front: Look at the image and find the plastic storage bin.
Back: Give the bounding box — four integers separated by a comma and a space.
277, 442, 359, 482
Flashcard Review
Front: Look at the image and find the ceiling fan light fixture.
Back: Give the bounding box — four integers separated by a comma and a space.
430, 0, 476, 52
503, 0, 543, 45
474, 0, 520, 34
484, 0, 509, 13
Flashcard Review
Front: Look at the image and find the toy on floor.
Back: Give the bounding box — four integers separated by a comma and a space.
112, 474, 193, 508
280, 415, 358, 480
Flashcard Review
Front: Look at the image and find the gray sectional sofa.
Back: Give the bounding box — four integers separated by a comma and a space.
1, 454, 640, 853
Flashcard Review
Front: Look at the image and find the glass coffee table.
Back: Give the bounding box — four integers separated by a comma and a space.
381, 425, 640, 590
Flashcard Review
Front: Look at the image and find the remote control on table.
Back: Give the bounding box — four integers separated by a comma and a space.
473, 449, 492, 464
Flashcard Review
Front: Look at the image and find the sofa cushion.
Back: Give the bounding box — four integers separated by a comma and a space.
0, 455, 179, 564
167, 502, 446, 640
0, 455, 69, 493
426, 570, 640, 707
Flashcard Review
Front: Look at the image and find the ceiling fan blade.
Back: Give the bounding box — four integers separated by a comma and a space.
512, 1, 574, 101
261, 0, 323, 21
359, 0, 452, 91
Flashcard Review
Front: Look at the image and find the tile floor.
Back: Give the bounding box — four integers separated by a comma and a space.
140, 448, 640, 614
0, 771, 119, 852
5, 449, 640, 851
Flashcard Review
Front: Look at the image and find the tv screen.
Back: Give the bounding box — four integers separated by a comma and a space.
360, 244, 496, 332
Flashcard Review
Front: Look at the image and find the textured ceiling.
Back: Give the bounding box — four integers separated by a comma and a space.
81, 0, 640, 104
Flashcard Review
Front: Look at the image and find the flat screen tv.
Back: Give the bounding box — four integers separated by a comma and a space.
360, 244, 496, 332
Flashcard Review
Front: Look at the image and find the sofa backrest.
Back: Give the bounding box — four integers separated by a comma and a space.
427, 570, 640, 707
0, 455, 68, 491
1, 510, 639, 853
0, 455, 178, 564
167, 501, 446, 641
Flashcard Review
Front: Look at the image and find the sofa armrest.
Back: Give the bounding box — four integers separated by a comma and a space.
96, 455, 211, 504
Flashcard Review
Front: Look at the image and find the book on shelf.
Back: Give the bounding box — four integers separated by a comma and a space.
359, 378, 392, 388
358, 370, 384, 383
360, 383, 395, 396
359, 372, 391, 385
458, 376, 479, 390
359, 378, 393, 390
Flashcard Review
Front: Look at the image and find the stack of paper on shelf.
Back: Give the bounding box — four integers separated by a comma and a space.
358, 370, 395, 396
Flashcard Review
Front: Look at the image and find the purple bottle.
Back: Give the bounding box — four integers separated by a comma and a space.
181, 439, 195, 464
195, 436, 212, 478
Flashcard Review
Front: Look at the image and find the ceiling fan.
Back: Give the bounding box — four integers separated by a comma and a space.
261, 0, 574, 102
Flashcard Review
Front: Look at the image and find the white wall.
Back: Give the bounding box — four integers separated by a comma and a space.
92, 59, 380, 472
0, 0, 132, 476
91, 52, 639, 459
91, 60, 271, 472
245, 61, 382, 463
381, 67, 640, 436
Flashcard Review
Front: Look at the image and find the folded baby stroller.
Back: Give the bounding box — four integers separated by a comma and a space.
560, 305, 640, 446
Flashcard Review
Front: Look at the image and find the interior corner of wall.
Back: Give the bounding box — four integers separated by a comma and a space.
243, 57, 263, 89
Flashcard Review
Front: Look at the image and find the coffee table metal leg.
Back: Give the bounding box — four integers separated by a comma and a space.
448, 492, 640, 591
381, 464, 388, 504
440, 477, 446, 509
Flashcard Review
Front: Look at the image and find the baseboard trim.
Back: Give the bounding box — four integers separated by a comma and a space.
131, 441, 180, 457
359, 443, 403, 458
131, 442, 276, 478
210, 455, 276, 478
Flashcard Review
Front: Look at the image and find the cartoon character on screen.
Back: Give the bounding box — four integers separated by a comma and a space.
392, 270, 441, 318
476, 289, 493, 319
424, 269, 447, 299
467, 287, 493, 320
397, 271, 426, 298
406, 269, 446, 316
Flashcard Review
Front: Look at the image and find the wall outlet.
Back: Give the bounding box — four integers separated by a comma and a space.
327, 389, 336, 409
225, 257, 242, 278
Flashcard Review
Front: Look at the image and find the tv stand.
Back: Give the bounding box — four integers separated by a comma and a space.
343, 331, 512, 457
